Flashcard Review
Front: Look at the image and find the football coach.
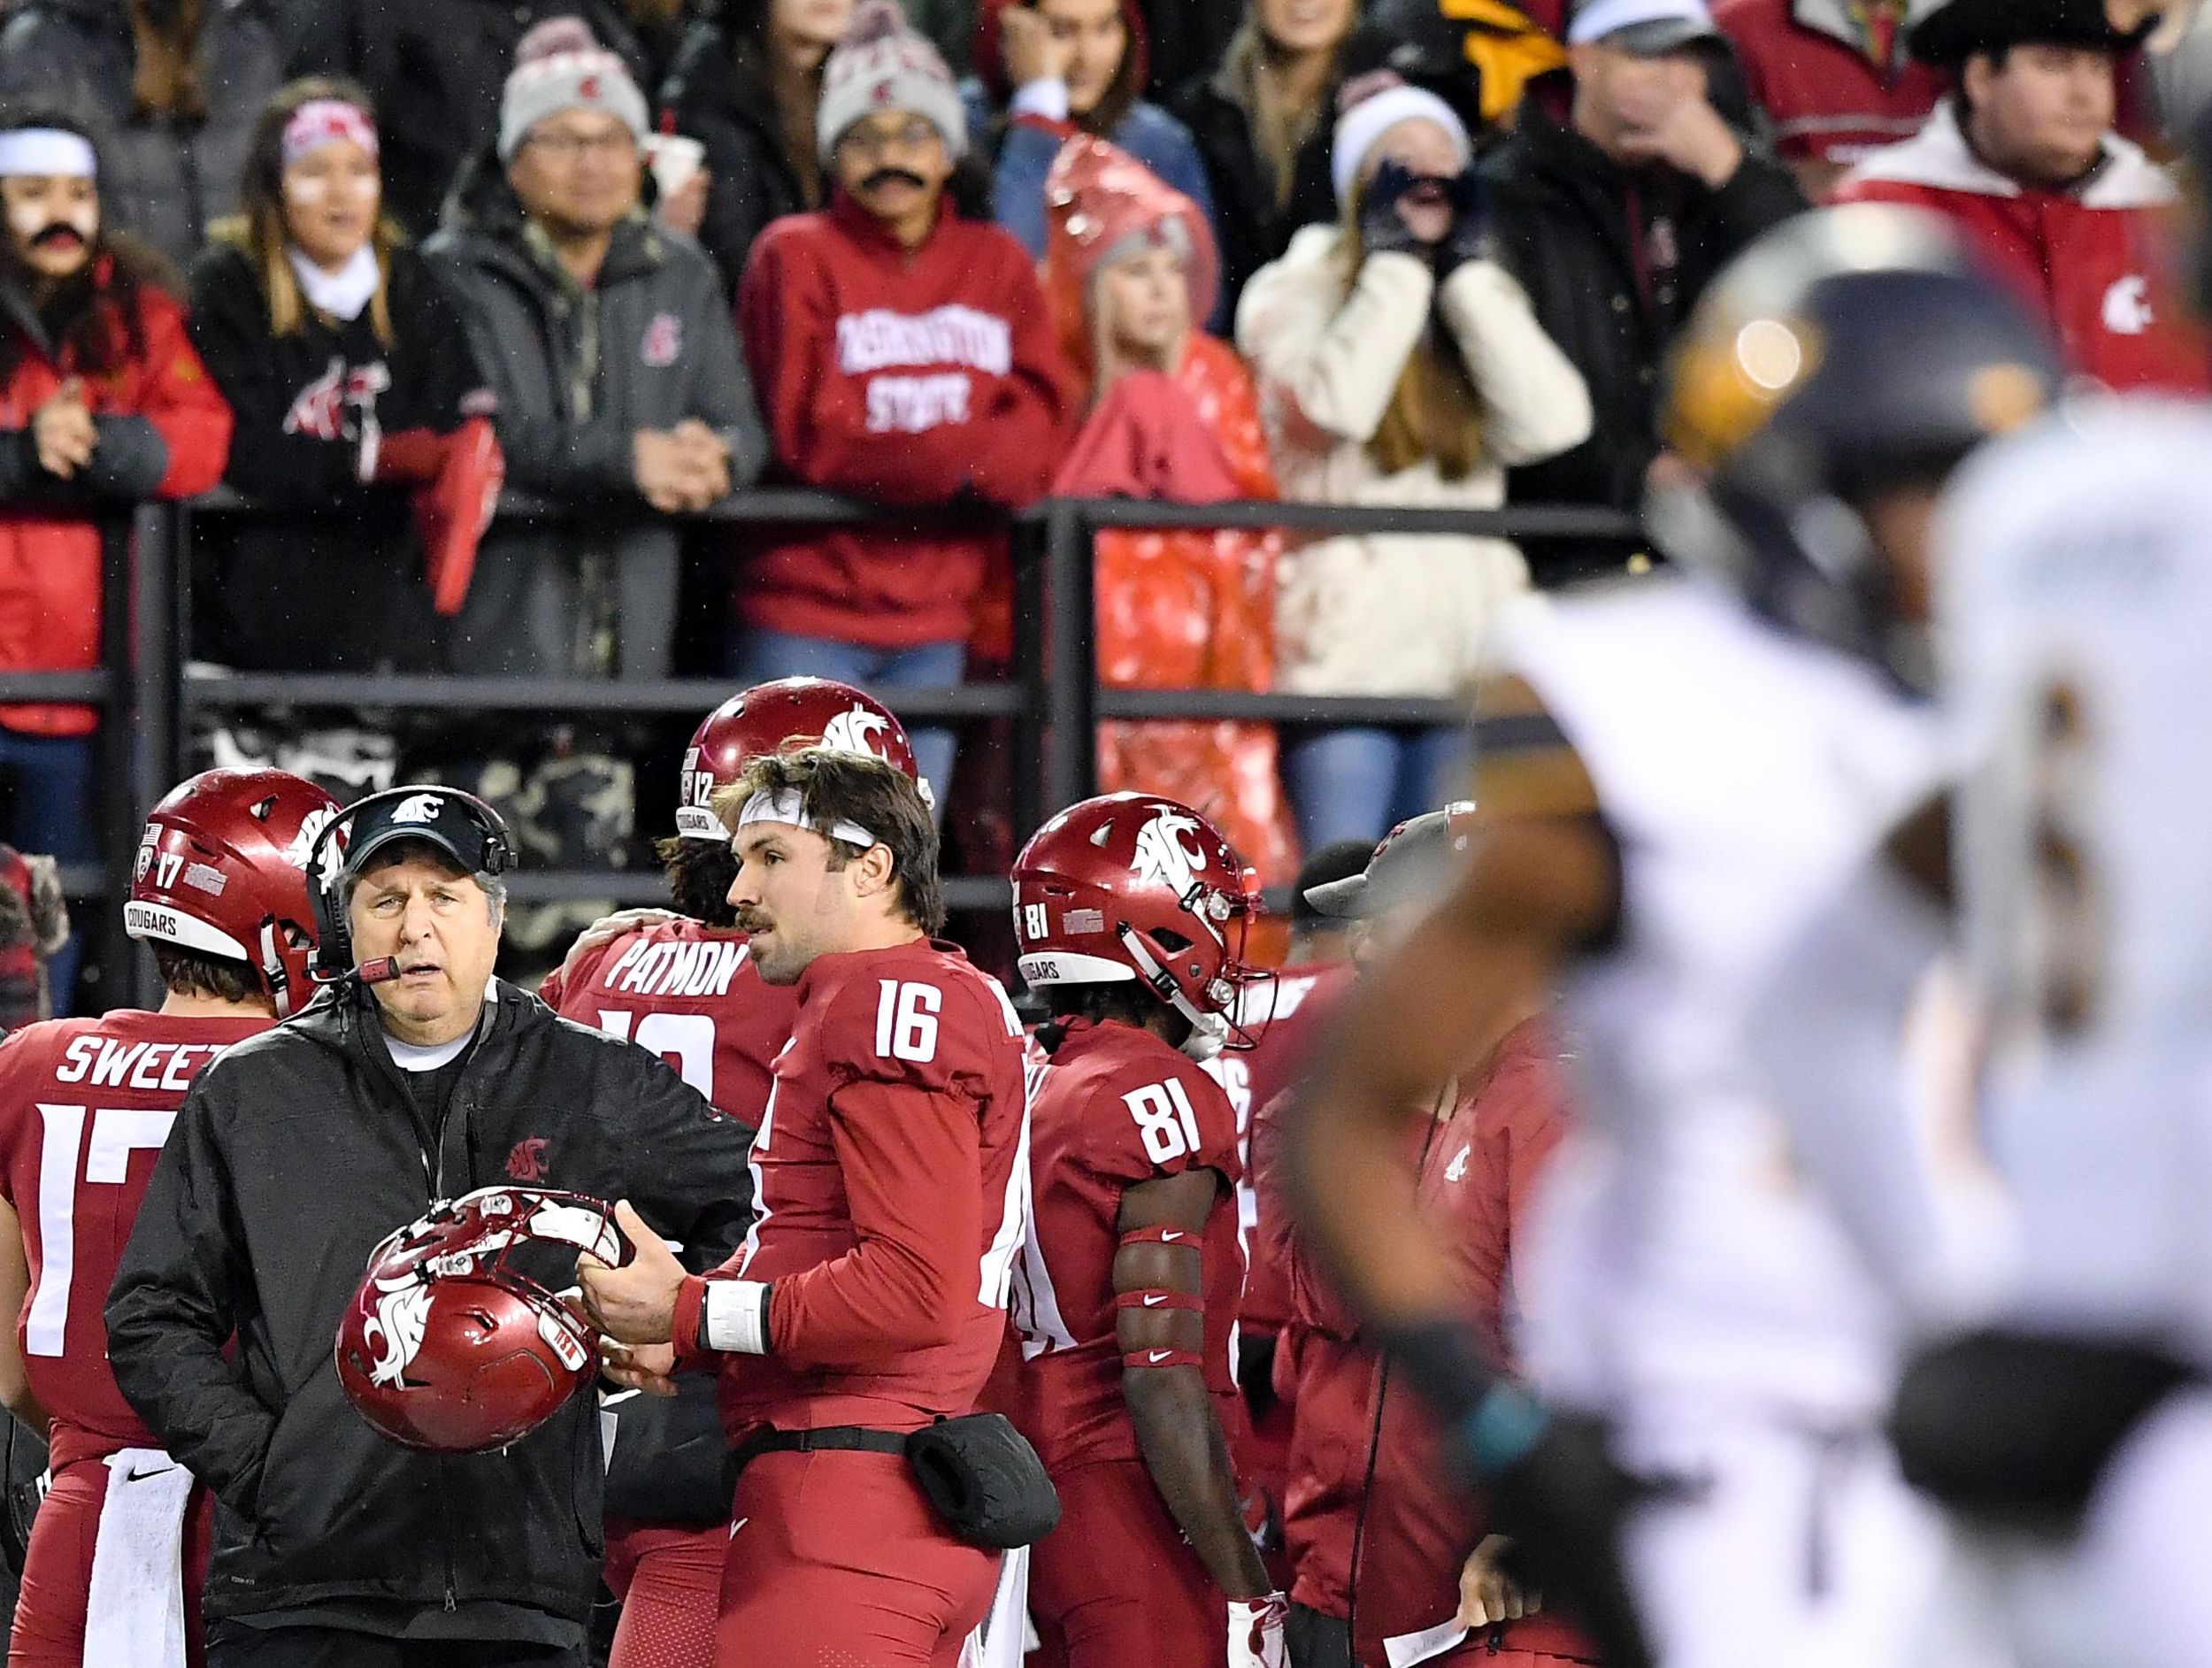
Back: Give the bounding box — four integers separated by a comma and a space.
106, 785, 757, 1668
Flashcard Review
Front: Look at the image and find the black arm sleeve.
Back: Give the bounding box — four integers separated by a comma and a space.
614, 1054, 756, 1272
388, 257, 495, 432
104, 1079, 275, 1517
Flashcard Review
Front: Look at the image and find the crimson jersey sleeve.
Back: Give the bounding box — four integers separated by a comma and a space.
0, 1013, 263, 1466
767, 950, 1027, 1366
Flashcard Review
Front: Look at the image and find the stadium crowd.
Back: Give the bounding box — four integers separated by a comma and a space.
0, 0, 2199, 1665
0, 0, 2204, 943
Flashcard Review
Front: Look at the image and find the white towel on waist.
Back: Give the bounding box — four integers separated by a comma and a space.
959, 1544, 1033, 1668
84, 1446, 192, 1668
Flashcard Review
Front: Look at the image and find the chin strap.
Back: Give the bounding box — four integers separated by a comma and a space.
257, 919, 294, 1018
1118, 924, 1226, 1057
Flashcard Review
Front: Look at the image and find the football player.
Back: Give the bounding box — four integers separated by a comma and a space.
539, 678, 928, 1668
1288, 206, 2062, 1668
1005, 792, 1286, 1667
1742, 186, 2212, 1668
577, 747, 1031, 1668
0, 768, 336, 1666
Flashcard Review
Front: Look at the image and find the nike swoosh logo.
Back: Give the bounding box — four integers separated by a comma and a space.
1159, 1231, 1184, 1243
124, 1464, 178, 1483
1141, 1295, 1166, 1306
1148, 1349, 1172, 1364
729, 1517, 749, 1540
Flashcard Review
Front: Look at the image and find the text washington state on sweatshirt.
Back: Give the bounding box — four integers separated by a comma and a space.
735, 194, 1079, 649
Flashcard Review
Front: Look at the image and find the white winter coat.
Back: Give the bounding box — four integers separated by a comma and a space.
1236, 227, 1592, 696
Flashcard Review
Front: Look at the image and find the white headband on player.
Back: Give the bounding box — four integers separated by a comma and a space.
735, 788, 879, 850
0, 129, 96, 180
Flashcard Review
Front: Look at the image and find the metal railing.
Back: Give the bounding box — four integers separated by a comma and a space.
18, 490, 1642, 1009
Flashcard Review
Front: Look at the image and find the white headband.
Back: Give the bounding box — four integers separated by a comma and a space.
1331, 86, 1470, 211
736, 788, 879, 850
0, 129, 96, 181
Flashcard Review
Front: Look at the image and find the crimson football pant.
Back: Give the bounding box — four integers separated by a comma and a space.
12, 1454, 213, 1667
716, 1449, 996, 1668
605, 1524, 723, 1668
1026, 1458, 1225, 1668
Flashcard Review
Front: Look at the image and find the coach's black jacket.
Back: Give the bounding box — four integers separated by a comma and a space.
105, 978, 755, 1634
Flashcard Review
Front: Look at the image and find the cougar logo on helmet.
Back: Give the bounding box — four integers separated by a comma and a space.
388, 794, 444, 826
361, 1276, 434, 1389
1131, 806, 1208, 899
821, 704, 892, 758
282, 804, 346, 888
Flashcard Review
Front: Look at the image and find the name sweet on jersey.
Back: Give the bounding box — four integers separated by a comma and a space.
54, 1036, 227, 1094
599, 936, 749, 1000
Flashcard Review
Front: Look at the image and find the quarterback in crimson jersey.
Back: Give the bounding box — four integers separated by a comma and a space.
0, 769, 334, 1667
1008, 792, 1288, 1668
541, 677, 931, 1668
580, 748, 1029, 1668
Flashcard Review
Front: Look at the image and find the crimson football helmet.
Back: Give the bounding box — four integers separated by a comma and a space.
124, 769, 342, 1018
673, 677, 929, 842
1012, 793, 1266, 1059
335, 1187, 629, 1454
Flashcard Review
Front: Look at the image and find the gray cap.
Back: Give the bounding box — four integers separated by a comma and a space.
1567, 0, 1722, 54
1302, 804, 1477, 920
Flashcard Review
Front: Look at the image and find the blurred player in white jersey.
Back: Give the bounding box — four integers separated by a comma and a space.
1750, 401, 2212, 1668
1288, 206, 2064, 1668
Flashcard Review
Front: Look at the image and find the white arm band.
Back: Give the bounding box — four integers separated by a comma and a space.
703, 1280, 773, 1355
1748, 850, 1963, 1315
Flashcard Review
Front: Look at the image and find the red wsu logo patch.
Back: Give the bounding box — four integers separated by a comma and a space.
641, 312, 682, 367
505, 1136, 550, 1182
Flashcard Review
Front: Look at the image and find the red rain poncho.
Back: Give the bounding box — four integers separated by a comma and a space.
1045, 135, 1298, 886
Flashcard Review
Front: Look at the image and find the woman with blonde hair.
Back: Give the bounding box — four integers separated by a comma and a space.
1237, 73, 1592, 849
188, 76, 500, 673
1045, 134, 1298, 886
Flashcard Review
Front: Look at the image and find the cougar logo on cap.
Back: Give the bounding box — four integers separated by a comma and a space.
1131, 805, 1208, 899
388, 794, 444, 826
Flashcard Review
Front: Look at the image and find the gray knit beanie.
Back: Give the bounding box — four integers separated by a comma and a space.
499, 18, 649, 163
817, 0, 968, 163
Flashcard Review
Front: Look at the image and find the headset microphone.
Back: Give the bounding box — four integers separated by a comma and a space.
359, 957, 399, 986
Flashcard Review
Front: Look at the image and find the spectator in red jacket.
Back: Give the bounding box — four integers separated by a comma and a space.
735, 0, 1079, 804
1713, 0, 1947, 200
0, 106, 228, 1010
1836, 0, 2208, 395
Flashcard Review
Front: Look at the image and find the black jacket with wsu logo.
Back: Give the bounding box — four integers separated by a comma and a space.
105, 977, 754, 1640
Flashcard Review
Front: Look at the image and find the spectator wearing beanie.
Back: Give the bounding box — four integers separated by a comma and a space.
0, 109, 229, 1012
292, 0, 657, 240
1713, 0, 1947, 201
734, 0, 1079, 803
427, 19, 766, 679
1836, 0, 2208, 396
190, 79, 503, 674
1237, 78, 1592, 851
1168, 0, 1357, 323
1044, 135, 1298, 887
658, 0, 857, 298
1478, 0, 1803, 546
968, 0, 1217, 267
0, 0, 282, 271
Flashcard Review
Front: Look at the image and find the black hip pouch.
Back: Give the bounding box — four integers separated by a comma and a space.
903, 1414, 1062, 1549
726, 1414, 1062, 1550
